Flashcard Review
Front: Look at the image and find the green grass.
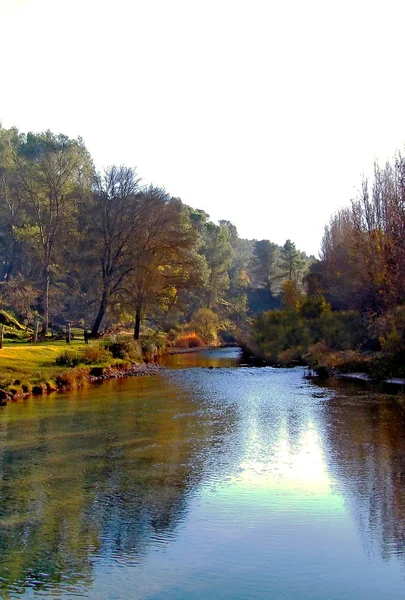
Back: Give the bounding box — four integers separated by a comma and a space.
0, 340, 88, 389
0, 336, 162, 394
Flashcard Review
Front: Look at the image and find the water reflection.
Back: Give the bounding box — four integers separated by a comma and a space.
0, 353, 405, 598
162, 347, 241, 369
321, 384, 405, 566
0, 375, 233, 597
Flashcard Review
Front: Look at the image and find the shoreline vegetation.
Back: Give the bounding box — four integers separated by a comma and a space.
0, 336, 166, 405
0, 320, 230, 405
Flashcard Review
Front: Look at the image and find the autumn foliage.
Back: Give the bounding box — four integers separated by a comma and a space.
173, 332, 205, 348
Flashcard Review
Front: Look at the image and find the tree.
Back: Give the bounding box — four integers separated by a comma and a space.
12, 130, 93, 332
249, 239, 278, 292
282, 279, 302, 311
219, 221, 251, 326
123, 187, 198, 338
87, 166, 142, 337
201, 222, 233, 309
0, 126, 27, 281
278, 239, 307, 284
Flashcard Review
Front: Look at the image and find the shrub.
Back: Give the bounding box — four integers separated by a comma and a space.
104, 338, 142, 362
8, 385, 23, 396
45, 380, 57, 392
300, 294, 331, 319
277, 347, 303, 366
189, 308, 220, 344
319, 311, 367, 350
32, 383, 47, 395
55, 350, 82, 367
81, 344, 112, 364
21, 382, 32, 393
174, 332, 204, 348
140, 338, 158, 361
56, 367, 90, 389
56, 343, 114, 367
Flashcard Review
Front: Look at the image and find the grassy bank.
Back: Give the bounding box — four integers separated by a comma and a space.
0, 336, 165, 403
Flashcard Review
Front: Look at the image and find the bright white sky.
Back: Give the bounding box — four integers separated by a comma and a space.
1, 0, 405, 256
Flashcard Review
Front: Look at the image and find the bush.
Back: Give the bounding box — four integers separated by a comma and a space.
81, 344, 112, 364
32, 383, 47, 395
300, 294, 331, 319
104, 338, 142, 362
8, 385, 23, 396
173, 332, 205, 348
140, 338, 158, 361
56, 343, 114, 367
55, 350, 82, 367
189, 308, 220, 345
277, 347, 303, 366
319, 311, 368, 350
56, 367, 90, 389
254, 310, 311, 362
45, 380, 57, 392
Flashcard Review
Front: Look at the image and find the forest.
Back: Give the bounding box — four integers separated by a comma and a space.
0, 124, 311, 345
2, 122, 405, 381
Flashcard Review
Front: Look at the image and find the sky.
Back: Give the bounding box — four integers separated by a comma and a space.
1, 0, 405, 256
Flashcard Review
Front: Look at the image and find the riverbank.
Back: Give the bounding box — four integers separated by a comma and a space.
0, 338, 165, 404
241, 337, 405, 387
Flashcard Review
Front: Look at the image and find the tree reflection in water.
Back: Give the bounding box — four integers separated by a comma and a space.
320, 380, 405, 566
0, 375, 226, 597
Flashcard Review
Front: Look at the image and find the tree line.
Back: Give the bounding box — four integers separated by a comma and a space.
0, 124, 312, 339
253, 149, 405, 374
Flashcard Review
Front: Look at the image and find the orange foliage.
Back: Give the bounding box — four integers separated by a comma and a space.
173, 332, 204, 348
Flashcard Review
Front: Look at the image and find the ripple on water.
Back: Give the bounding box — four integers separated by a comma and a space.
0, 353, 405, 599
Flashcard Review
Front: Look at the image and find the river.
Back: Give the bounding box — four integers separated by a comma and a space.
0, 348, 404, 599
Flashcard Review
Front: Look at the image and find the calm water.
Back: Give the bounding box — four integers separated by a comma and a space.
1, 348, 405, 599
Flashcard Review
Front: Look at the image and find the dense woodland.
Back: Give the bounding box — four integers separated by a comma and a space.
0, 124, 311, 342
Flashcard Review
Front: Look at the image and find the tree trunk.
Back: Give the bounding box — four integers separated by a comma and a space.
4, 261, 14, 282
34, 320, 39, 343
133, 306, 141, 340
42, 265, 50, 334
91, 289, 109, 338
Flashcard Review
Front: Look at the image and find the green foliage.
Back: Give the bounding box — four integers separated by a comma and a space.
319, 311, 367, 350
254, 310, 310, 362
55, 350, 82, 367
279, 239, 308, 283
300, 294, 331, 319
366, 307, 405, 377
140, 338, 158, 361
189, 308, 220, 345
104, 338, 142, 362
253, 308, 368, 364
56, 343, 113, 367
250, 240, 278, 292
